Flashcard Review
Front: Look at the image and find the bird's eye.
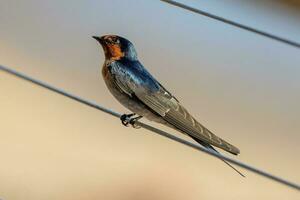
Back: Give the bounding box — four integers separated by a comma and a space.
106, 37, 113, 44
106, 37, 119, 45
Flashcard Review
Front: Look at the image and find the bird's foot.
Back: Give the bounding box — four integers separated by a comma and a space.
120, 113, 135, 127
120, 113, 143, 129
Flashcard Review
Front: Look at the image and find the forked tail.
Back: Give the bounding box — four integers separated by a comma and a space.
215, 149, 245, 177
191, 136, 245, 177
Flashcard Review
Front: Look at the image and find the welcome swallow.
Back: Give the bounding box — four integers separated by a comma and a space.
93, 35, 244, 176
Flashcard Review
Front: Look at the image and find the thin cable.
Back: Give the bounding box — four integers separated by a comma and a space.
160, 0, 300, 49
1, 65, 299, 191
0, 65, 121, 118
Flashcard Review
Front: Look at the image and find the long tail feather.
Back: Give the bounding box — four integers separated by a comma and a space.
191, 136, 245, 177
214, 149, 245, 177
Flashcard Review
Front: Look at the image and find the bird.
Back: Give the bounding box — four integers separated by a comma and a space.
93, 34, 244, 177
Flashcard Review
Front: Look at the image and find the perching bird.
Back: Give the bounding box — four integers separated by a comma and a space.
93, 35, 244, 176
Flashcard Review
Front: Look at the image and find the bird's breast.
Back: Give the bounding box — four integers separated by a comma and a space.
101, 63, 125, 101
101, 62, 110, 78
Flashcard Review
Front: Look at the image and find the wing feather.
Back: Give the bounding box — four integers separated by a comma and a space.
110, 61, 240, 155
135, 86, 240, 154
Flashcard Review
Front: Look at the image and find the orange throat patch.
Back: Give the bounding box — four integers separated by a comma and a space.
107, 44, 124, 60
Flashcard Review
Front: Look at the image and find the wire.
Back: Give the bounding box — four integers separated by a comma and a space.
1, 65, 299, 191
160, 0, 300, 49
0, 65, 121, 118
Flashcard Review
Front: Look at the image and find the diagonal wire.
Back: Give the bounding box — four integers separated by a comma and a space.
0, 65, 300, 191
160, 0, 300, 49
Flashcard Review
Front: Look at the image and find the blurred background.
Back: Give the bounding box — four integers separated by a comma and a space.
0, 0, 300, 199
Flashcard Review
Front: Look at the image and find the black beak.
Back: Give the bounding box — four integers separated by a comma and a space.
92, 36, 103, 43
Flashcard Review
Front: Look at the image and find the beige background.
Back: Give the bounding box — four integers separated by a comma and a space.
0, 0, 299, 199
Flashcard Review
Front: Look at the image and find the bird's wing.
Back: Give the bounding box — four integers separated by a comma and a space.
110, 61, 240, 155
137, 86, 240, 155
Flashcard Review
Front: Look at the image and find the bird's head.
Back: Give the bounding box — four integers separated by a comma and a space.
93, 35, 138, 61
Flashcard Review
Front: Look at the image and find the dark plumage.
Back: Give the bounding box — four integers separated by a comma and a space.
93, 35, 243, 176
